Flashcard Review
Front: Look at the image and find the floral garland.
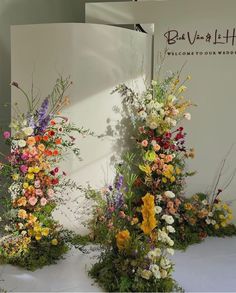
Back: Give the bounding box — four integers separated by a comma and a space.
0, 77, 91, 270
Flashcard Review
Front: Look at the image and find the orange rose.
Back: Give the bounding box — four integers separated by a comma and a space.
53, 150, 59, 156
55, 138, 62, 145
27, 136, 36, 146
43, 135, 49, 141
38, 144, 45, 152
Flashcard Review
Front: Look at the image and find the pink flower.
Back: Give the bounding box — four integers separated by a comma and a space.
21, 153, 29, 161
28, 197, 38, 206
141, 140, 148, 147
35, 189, 43, 197
119, 211, 126, 218
108, 206, 115, 212
47, 189, 54, 197
20, 165, 28, 173
40, 198, 48, 206
34, 180, 41, 188
3, 131, 10, 139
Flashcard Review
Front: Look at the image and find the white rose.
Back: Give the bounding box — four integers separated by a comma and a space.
208, 212, 213, 217
22, 127, 33, 136
151, 140, 157, 146
166, 248, 175, 255
202, 199, 208, 205
206, 218, 211, 225
184, 113, 191, 120
160, 257, 171, 270
156, 194, 162, 201
147, 250, 156, 260
140, 269, 152, 280
168, 239, 174, 246
153, 247, 162, 257
160, 269, 168, 279
150, 264, 161, 279
166, 225, 175, 233
164, 191, 175, 198
21, 230, 27, 236
149, 122, 158, 129
211, 220, 216, 225
18, 139, 26, 147
155, 206, 162, 214
162, 215, 174, 225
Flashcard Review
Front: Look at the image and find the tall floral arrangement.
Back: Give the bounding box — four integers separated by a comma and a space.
0, 77, 91, 270
87, 73, 192, 292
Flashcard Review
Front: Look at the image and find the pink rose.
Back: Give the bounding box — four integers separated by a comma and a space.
34, 180, 41, 188
141, 140, 148, 147
3, 131, 10, 139
21, 153, 29, 161
40, 198, 48, 206
35, 189, 43, 197
20, 165, 28, 173
47, 189, 54, 197
28, 197, 38, 206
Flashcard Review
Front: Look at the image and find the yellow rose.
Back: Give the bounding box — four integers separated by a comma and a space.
28, 167, 34, 173
221, 221, 227, 228
23, 182, 29, 189
35, 233, 42, 241
214, 224, 220, 230
33, 166, 40, 173
51, 239, 58, 246
27, 173, 34, 180
12, 173, 19, 181
41, 228, 50, 237
170, 176, 176, 183
18, 209, 28, 219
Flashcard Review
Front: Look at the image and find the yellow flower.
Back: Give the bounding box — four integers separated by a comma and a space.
35, 233, 42, 241
162, 177, 167, 183
116, 230, 130, 250
140, 193, 157, 235
175, 167, 181, 175
18, 209, 28, 219
27, 173, 34, 180
23, 182, 29, 189
214, 224, 220, 230
177, 85, 187, 94
51, 239, 58, 246
227, 213, 233, 221
12, 173, 19, 181
131, 217, 139, 225
219, 214, 225, 220
28, 167, 34, 173
17, 196, 27, 207
33, 166, 40, 173
139, 164, 152, 176
33, 223, 42, 233
170, 176, 176, 183
41, 228, 50, 237
184, 203, 193, 211
221, 221, 227, 228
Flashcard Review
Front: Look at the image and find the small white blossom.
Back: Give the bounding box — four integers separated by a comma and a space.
166, 225, 175, 233
150, 264, 161, 279
155, 206, 162, 214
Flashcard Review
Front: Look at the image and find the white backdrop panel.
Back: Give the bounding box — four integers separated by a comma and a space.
11, 23, 152, 232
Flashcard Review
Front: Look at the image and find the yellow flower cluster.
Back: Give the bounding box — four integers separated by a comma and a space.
140, 193, 157, 235
116, 230, 131, 250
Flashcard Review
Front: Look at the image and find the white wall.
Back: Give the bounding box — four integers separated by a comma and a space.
86, 0, 236, 222
11, 23, 152, 232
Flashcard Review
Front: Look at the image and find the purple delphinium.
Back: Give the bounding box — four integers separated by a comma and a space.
37, 97, 50, 132
115, 175, 124, 191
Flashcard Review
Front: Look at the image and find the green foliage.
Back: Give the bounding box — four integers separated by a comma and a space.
1, 238, 68, 271
89, 251, 183, 292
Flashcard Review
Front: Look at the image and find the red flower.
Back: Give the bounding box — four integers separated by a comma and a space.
51, 178, 59, 185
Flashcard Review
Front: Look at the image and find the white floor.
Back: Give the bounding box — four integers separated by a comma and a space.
1, 237, 236, 292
